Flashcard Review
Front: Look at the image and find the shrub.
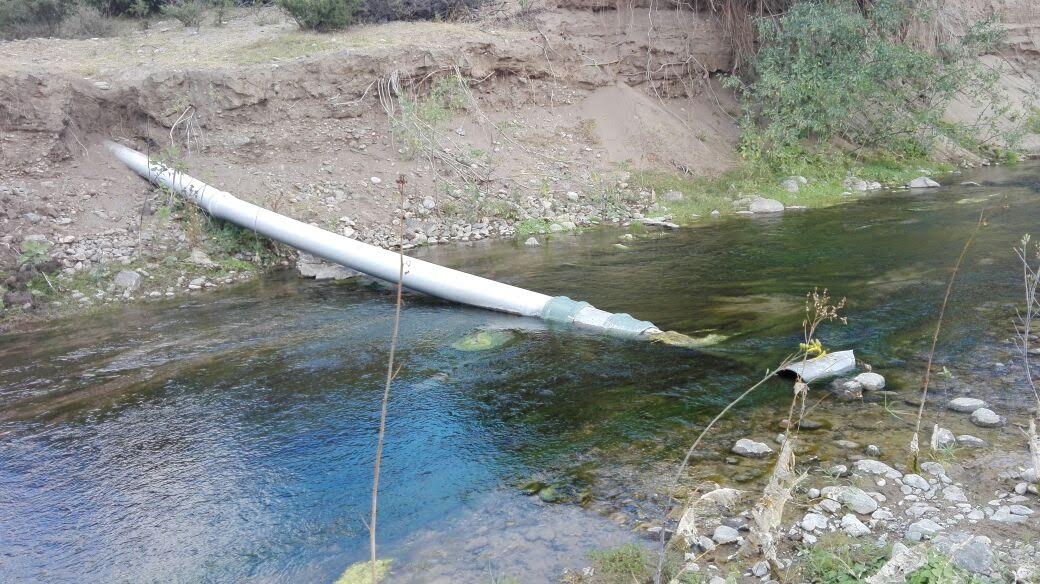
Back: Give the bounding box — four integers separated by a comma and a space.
0, 0, 71, 39
161, 0, 206, 27
277, 0, 360, 31
731, 0, 1005, 167
59, 3, 117, 37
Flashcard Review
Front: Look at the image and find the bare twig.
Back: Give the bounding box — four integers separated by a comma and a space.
908, 211, 985, 471
369, 176, 408, 583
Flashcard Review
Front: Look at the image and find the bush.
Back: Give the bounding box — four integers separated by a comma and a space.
731, 0, 1005, 167
0, 0, 71, 39
59, 3, 117, 37
277, 0, 359, 31
161, 0, 206, 27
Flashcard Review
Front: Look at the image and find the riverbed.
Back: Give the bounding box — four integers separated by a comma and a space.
2, 163, 1039, 582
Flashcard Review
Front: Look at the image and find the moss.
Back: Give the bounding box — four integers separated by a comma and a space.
334, 559, 392, 584
451, 329, 518, 351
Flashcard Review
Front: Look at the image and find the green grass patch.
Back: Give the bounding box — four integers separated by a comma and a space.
634, 153, 949, 225
802, 534, 889, 583
515, 218, 554, 237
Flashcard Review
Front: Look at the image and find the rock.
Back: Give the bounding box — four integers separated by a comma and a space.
699, 488, 744, 511
990, 506, 1027, 524
370, 177, 382, 184
948, 397, 987, 413
712, 525, 740, 545
781, 178, 800, 193
835, 439, 861, 450
1008, 504, 1033, 516
819, 499, 841, 514
907, 518, 942, 541
841, 513, 871, 537
524, 237, 539, 246
935, 533, 993, 575
752, 561, 770, 577
853, 372, 886, 391
297, 260, 359, 280
187, 248, 218, 268
697, 535, 716, 552
113, 270, 141, 290
865, 444, 881, 457
970, 408, 1006, 428
902, 474, 930, 491
3, 290, 34, 309
956, 434, 987, 448
942, 485, 968, 503
662, 190, 684, 202
732, 438, 773, 458
855, 459, 903, 479
823, 486, 878, 514
932, 427, 956, 449
808, 488, 821, 499
908, 177, 940, 188
801, 512, 828, 532
749, 198, 785, 213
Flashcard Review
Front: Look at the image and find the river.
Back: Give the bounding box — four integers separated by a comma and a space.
2, 163, 1039, 582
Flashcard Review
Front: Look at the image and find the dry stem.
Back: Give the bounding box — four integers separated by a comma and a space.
908, 211, 985, 471
369, 176, 407, 583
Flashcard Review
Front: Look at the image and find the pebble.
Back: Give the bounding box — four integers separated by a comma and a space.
822, 486, 878, 514
801, 513, 828, 532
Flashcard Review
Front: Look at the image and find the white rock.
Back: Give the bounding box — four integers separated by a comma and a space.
752, 560, 770, 577
908, 177, 940, 188
942, 485, 968, 503
970, 408, 1005, 427
822, 486, 878, 514
732, 438, 773, 458
801, 512, 829, 532
956, 435, 987, 448
524, 237, 539, 246
712, 525, 740, 544
113, 270, 141, 290
749, 198, 785, 213
948, 397, 987, 413
855, 459, 903, 479
902, 474, 930, 491
853, 372, 885, 391
907, 518, 942, 541
841, 514, 871, 537
370, 177, 382, 184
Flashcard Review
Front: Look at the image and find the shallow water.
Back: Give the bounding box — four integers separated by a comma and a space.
2, 163, 1040, 582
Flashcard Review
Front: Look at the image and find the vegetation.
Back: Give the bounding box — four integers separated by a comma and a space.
635, 152, 947, 223
161, 0, 205, 27
276, 0, 359, 31
802, 534, 888, 583
730, 0, 1008, 168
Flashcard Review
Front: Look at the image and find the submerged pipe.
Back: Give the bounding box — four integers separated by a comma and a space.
107, 142, 692, 342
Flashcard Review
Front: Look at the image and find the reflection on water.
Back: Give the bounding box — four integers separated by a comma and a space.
1, 163, 1040, 582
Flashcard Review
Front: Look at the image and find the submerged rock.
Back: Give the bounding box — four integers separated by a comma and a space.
451, 330, 518, 352
956, 434, 987, 448
731, 438, 773, 458
948, 397, 987, 413
970, 408, 1006, 428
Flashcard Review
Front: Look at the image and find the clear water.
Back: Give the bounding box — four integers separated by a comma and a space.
2, 163, 1039, 582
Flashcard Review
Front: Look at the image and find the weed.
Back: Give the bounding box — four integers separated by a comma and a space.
587, 544, 652, 582
803, 534, 888, 583
278, 0, 360, 32
515, 218, 553, 237
161, 0, 205, 28
906, 552, 990, 584
18, 241, 52, 268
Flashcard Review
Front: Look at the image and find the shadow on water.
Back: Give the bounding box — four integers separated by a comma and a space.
2, 162, 1040, 582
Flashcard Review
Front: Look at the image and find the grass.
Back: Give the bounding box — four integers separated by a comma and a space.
515, 218, 554, 237
633, 154, 951, 225
802, 533, 889, 584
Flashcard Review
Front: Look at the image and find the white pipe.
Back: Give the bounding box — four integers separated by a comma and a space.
106, 142, 673, 339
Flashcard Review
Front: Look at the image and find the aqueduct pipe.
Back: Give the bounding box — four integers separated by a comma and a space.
107, 141, 692, 342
